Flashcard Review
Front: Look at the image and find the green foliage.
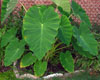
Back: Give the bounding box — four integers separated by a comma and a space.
52, 0, 71, 13
58, 15, 73, 45
0, 70, 21, 80
73, 23, 98, 56
20, 52, 37, 68
76, 56, 100, 71
23, 6, 60, 60
72, 38, 93, 58
0, 47, 4, 68
0, 26, 6, 38
67, 72, 100, 80
1, 27, 17, 48
0, 27, 6, 68
75, 24, 100, 72
71, 0, 91, 28
52, 77, 62, 80
1, 0, 18, 24
60, 51, 74, 72
34, 61, 47, 77
4, 38, 25, 66
6, 7, 25, 29
1, 0, 99, 77
1, 0, 9, 23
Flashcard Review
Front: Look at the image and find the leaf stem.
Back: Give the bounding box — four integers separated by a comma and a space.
19, 2, 28, 12
55, 46, 67, 52
44, 42, 62, 61
68, 13, 73, 19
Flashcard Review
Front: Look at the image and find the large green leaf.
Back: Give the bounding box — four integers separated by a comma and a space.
1, 27, 17, 48
58, 15, 73, 45
20, 52, 37, 68
34, 61, 47, 77
4, 38, 25, 66
60, 51, 74, 72
1, 0, 18, 24
71, 0, 91, 28
51, 0, 70, 13
73, 23, 98, 56
23, 6, 60, 60
72, 38, 93, 59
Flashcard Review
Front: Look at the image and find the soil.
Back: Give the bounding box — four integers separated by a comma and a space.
47, 63, 65, 74
0, 66, 11, 73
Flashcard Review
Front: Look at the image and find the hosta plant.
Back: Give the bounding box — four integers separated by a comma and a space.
0, 0, 98, 78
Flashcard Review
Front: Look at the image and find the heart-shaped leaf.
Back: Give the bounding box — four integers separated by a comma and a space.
34, 61, 47, 77
23, 6, 60, 60
60, 51, 74, 72
73, 23, 98, 56
20, 53, 37, 68
4, 38, 25, 66
72, 38, 93, 59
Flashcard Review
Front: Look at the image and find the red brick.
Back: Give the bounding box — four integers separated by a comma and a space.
1, 0, 100, 25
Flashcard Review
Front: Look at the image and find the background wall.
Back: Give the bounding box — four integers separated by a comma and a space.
2, 0, 100, 25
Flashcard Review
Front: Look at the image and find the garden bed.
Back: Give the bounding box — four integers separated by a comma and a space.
1, 0, 100, 80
